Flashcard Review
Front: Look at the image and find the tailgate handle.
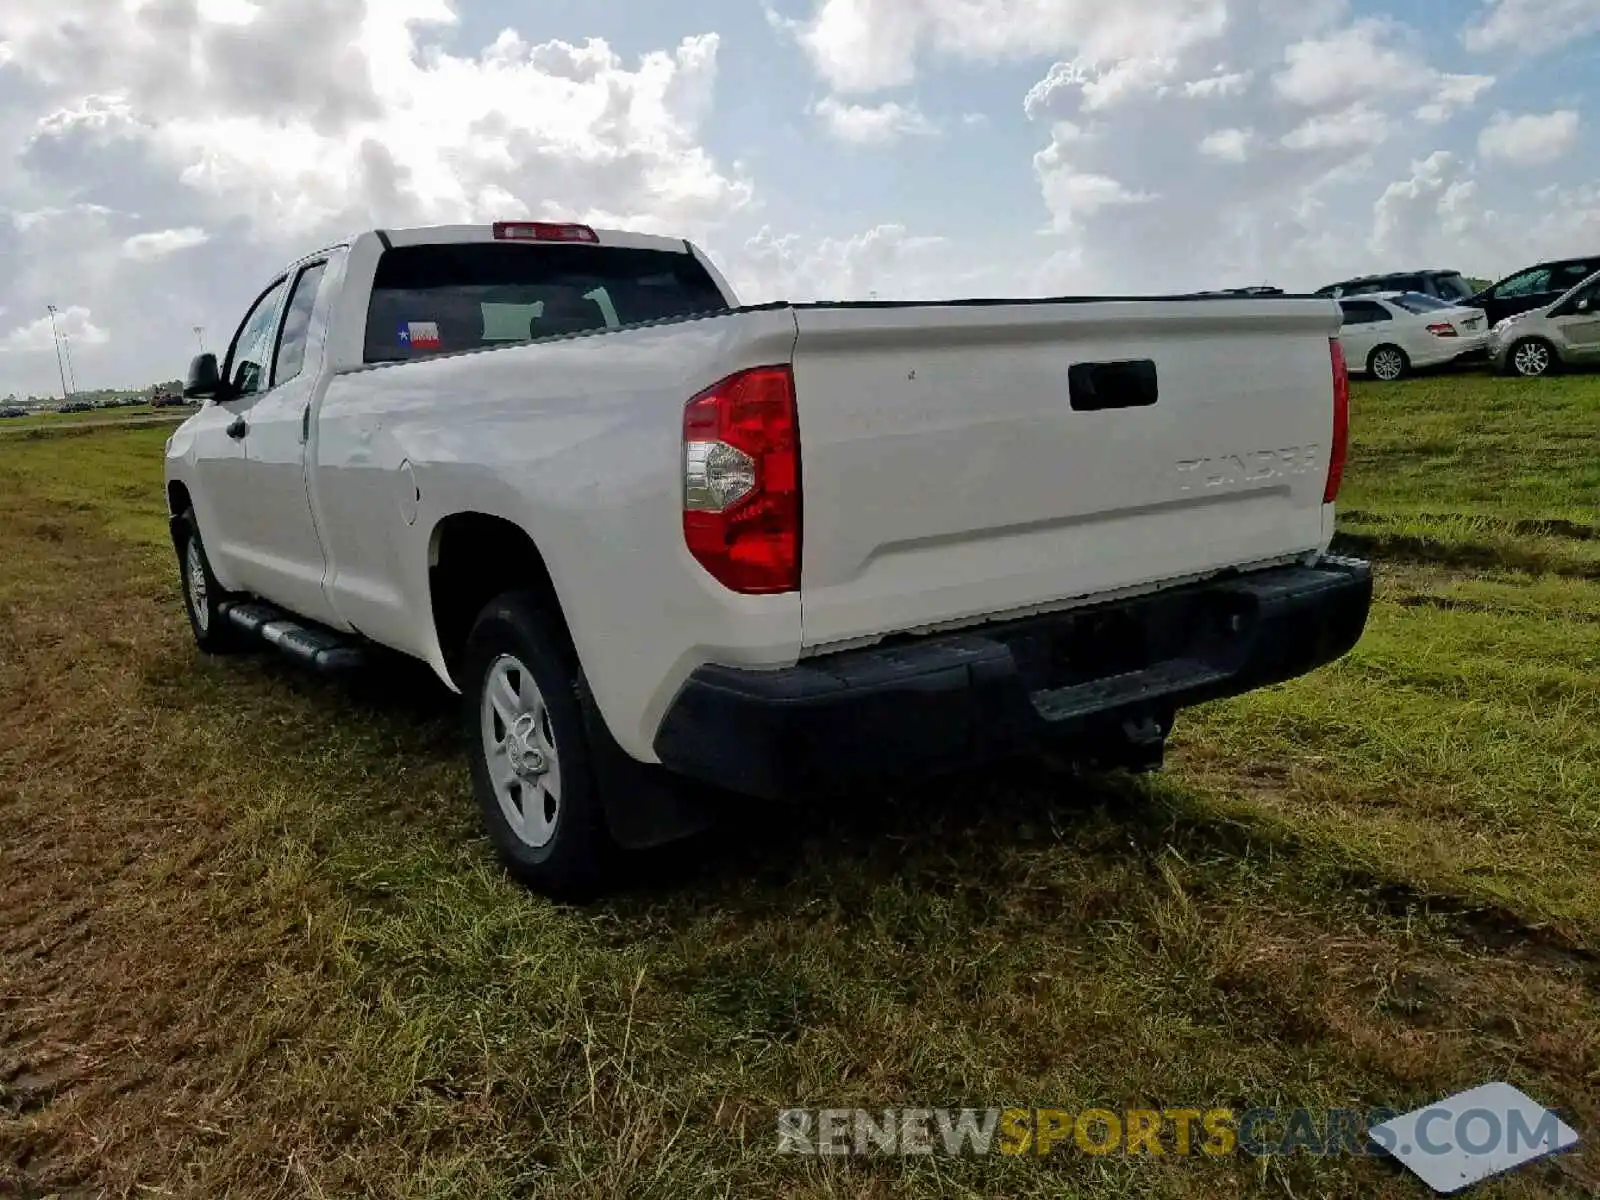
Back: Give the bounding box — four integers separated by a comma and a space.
1069, 360, 1158, 412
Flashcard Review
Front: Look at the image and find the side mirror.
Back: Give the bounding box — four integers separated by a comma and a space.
183, 352, 222, 400
1578, 297, 1595, 314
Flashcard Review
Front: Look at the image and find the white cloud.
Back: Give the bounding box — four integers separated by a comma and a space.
1477, 109, 1581, 166
1274, 19, 1427, 109
1081, 56, 1182, 110
733, 224, 949, 301
122, 228, 211, 261
813, 96, 938, 144
1034, 128, 1156, 232
0, 1, 759, 394
1183, 70, 1252, 99
1023, 62, 1087, 120
1273, 19, 1494, 126
1282, 105, 1394, 152
1371, 151, 1482, 261
790, 0, 1229, 95
1464, 0, 1600, 55
1199, 127, 1255, 162
5, 9, 752, 246
0, 306, 109, 353
1416, 75, 1496, 124
8, 204, 116, 233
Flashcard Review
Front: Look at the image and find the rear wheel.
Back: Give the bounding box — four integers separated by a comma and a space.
461, 591, 614, 899
1368, 344, 1409, 382
175, 509, 244, 652
1507, 338, 1556, 378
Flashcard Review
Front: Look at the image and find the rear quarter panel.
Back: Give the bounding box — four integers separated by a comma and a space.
311, 307, 803, 762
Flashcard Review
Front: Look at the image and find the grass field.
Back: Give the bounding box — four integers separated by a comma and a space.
2, 372, 1596, 1198
0, 407, 195, 447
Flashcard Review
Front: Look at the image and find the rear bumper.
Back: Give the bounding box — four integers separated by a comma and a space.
652, 556, 1373, 800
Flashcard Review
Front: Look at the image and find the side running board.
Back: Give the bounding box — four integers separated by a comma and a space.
218, 601, 367, 672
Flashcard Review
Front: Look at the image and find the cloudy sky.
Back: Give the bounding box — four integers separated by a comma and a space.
1, 0, 1597, 397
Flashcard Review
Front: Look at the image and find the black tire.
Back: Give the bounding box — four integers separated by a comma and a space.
1506, 337, 1558, 378
460, 591, 614, 899
1367, 344, 1409, 382
175, 508, 245, 652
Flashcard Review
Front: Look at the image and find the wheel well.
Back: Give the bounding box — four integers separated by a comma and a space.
167, 481, 192, 517
428, 513, 570, 685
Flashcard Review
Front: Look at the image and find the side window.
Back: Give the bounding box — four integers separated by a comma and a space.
1344, 301, 1389, 324
1552, 262, 1595, 291
1496, 268, 1552, 299
273, 262, 329, 387
1560, 281, 1600, 312
227, 279, 289, 396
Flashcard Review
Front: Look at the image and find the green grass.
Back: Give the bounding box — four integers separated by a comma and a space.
1336, 371, 1600, 575
1, 372, 1597, 1198
0, 403, 194, 438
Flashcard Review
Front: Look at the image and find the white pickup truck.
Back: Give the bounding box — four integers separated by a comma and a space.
164, 221, 1371, 896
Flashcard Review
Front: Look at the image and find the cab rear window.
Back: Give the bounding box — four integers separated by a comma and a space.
363, 242, 730, 364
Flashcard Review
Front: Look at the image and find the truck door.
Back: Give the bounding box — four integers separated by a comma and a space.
231, 256, 347, 627
194, 275, 289, 589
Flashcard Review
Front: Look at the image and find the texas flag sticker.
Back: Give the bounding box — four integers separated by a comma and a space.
399, 321, 441, 350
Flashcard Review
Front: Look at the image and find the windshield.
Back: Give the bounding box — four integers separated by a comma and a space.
1390, 292, 1454, 314
364, 242, 730, 364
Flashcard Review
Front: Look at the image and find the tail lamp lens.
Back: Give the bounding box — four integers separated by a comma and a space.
1325, 338, 1350, 505
682, 365, 800, 594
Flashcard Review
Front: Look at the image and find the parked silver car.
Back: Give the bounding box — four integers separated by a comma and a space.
1488, 268, 1600, 378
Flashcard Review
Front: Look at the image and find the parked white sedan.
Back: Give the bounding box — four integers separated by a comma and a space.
1337, 292, 1489, 381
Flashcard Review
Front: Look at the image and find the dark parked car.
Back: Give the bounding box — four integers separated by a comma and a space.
58, 401, 92, 413
0, 406, 27, 418
1315, 269, 1477, 303
1467, 256, 1600, 327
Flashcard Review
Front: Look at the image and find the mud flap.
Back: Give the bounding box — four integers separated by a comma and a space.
577, 680, 715, 851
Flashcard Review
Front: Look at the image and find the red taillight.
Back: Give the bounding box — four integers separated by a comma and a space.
492, 221, 599, 243
1325, 338, 1349, 505
683, 365, 801, 594
1426, 322, 1458, 337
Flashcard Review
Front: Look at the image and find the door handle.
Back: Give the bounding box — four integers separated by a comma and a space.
226, 416, 248, 440
1069, 360, 1159, 412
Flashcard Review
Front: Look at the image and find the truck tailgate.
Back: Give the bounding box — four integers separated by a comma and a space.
791, 298, 1343, 651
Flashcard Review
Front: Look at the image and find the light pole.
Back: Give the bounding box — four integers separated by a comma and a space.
45, 305, 71, 402
62, 335, 78, 395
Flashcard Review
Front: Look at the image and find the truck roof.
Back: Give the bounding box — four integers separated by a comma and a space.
370, 223, 694, 255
